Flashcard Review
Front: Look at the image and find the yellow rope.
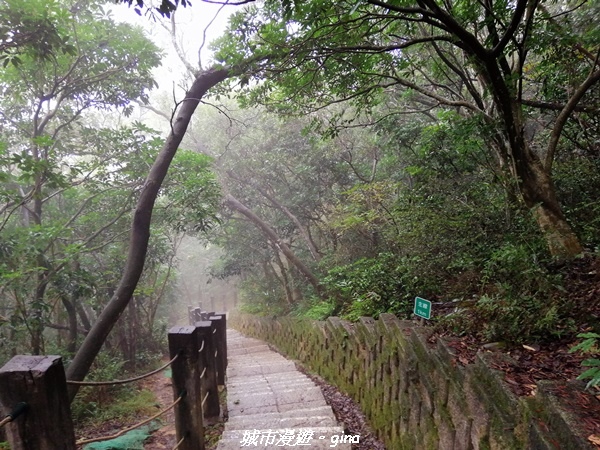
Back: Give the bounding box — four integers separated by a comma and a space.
0, 416, 11, 428
0, 402, 28, 428
67, 354, 179, 386
173, 435, 186, 450
201, 391, 209, 407
75, 395, 183, 445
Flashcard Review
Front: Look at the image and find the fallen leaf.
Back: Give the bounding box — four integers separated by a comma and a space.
524, 384, 537, 396
587, 434, 600, 447
522, 344, 539, 352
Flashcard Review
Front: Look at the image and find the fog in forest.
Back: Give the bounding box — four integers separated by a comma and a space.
174, 236, 239, 324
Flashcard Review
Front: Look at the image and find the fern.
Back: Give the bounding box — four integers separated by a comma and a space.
570, 333, 600, 390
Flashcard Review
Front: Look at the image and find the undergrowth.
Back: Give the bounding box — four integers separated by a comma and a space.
70, 352, 161, 429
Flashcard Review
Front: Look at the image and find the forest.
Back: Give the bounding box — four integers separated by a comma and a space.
0, 0, 599, 430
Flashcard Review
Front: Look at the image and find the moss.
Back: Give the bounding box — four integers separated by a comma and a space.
471, 353, 519, 423
479, 434, 492, 450
232, 313, 592, 450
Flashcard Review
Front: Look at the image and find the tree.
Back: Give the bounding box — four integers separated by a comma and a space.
0, 0, 77, 66
212, 0, 600, 258
65, 66, 231, 398
0, 0, 161, 354
223, 193, 322, 293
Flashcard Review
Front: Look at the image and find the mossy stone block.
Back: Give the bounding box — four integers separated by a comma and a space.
533, 380, 595, 449
472, 352, 519, 425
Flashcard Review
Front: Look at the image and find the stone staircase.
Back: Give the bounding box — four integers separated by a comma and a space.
216, 330, 351, 449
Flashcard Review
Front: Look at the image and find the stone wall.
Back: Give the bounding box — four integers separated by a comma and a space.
230, 313, 593, 450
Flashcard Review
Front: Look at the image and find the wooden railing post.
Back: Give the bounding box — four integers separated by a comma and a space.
168, 326, 203, 450
195, 321, 220, 421
0, 355, 76, 450
189, 307, 202, 325
200, 311, 214, 321
209, 314, 227, 386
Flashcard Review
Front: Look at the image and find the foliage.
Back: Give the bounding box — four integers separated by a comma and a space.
0, 0, 77, 66
119, 0, 192, 18
70, 351, 161, 425
0, 0, 220, 374
570, 332, 600, 390
237, 276, 290, 317
436, 239, 578, 344
159, 150, 221, 233
292, 299, 335, 321
322, 253, 412, 320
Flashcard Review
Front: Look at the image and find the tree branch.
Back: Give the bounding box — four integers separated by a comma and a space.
545, 68, 600, 170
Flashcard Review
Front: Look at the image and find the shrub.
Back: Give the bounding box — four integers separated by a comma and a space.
569, 332, 600, 390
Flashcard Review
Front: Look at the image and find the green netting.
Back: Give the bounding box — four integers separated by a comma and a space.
83, 421, 160, 450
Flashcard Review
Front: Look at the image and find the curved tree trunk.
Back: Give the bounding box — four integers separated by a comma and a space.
517, 153, 583, 258
269, 241, 294, 305
477, 45, 584, 259
60, 295, 78, 354
66, 67, 230, 400
224, 194, 323, 296
254, 184, 321, 262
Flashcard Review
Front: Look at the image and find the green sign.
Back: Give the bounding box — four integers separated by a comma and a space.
414, 296, 432, 319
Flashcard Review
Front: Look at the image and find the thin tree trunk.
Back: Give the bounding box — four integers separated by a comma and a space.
31, 194, 48, 355
224, 194, 323, 295
75, 301, 91, 333
66, 67, 230, 400
257, 186, 322, 262
269, 241, 294, 305
60, 295, 79, 353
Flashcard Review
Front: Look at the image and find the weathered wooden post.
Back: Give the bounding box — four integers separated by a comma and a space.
188, 307, 202, 325
200, 311, 214, 321
0, 355, 76, 450
168, 326, 203, 450
195, 321, 220, 421
209, 314, 227, 386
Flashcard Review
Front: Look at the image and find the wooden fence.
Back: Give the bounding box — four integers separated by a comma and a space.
0, 308, 226, 450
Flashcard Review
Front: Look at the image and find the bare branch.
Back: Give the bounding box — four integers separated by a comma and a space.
545, 67, 600, 170
492, 0, 530, 56
198, 0, 229, 68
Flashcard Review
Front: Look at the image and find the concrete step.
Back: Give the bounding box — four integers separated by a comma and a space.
217, 330, 351, 450
225, 415, 337, 430
227, 406, 336, 423
227, 378, 317, 392
226, 362, 296, 377
227, 386, 325, 409
228, 399, 329, 416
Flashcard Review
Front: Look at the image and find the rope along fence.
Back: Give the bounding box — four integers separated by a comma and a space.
75, 393, 184, 446
66, 353, 180, 387
0, 402, 28, 428
0, 309, 227, 450
71, 354, 181, 448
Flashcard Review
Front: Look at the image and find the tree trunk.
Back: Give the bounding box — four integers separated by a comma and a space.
66, 66, 230, 400
224, 194, 323, 296
60, 295, 78, 354
255, 185, 321, 262
75, 301, 91, 333
31, 195, 48, 355
479, 52, 584, 259
517, 154, 583, 258
270, 241, 294, 305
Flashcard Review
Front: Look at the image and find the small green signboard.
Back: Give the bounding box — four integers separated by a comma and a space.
414, 296, 432, 320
